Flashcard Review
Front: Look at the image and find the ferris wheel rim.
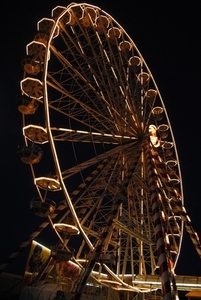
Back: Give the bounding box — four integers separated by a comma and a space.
18, 2, 188, 296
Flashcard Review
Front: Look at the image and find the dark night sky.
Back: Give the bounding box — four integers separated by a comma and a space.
0, 0, 201, 279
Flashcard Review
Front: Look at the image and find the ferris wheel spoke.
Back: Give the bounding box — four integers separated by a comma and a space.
57, 27, 110, 98
61, 142, 137, 179
71, 142, 144, 296
69, 156, 116, 208
70, 143, 143, 250
95, 42, 144, 131
69, 152, 125, 258
46, 76, 136, 136
51, 126, 136, 144
72, 149, 132, 217
48, 25, 140, 135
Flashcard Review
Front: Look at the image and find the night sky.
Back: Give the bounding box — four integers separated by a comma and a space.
0, 0, 201, 280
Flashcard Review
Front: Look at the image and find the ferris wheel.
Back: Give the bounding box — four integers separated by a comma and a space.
12, 2, 201, 300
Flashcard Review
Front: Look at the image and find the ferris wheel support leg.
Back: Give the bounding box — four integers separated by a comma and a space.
164, 233, 179, 300
144, 143, 171, 300
31, 256, 56, 286
151, 150, 201, 258
151, 152, 180, 300
0, 220, 50, 274
72, 144, 143, 299
0, 201, 66, 273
